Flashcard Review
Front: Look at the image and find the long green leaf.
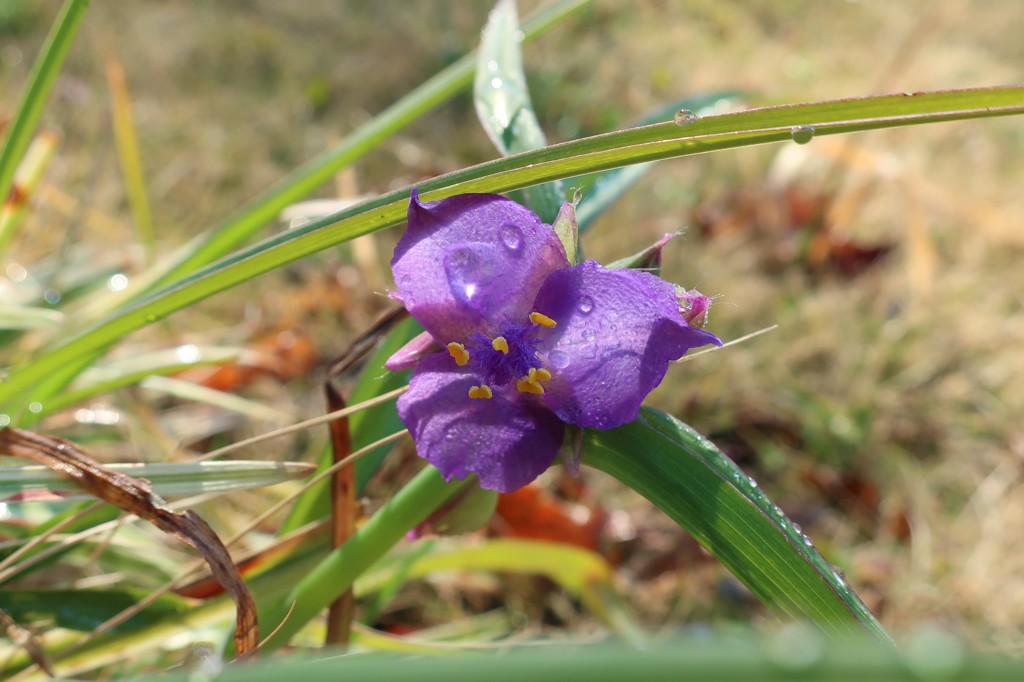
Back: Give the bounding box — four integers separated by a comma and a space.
0, 304, 64, 331
358, 538, 644, 644
584, 407, 891, 644
258, 466, 471, 652
0, 0, 90, 256
38, 345, 239, 416
0, 460, 314, 500
0, 588, 186, 633
2, 87, 1022, 413
475, 0, 564, 222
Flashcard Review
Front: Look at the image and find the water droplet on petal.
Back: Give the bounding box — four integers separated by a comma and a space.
674, 109, 699, 126
490, 77, 503, 89
582, 327, 596, 342
577, 296, 594, 314
498, 223, 522, 251
790, 125, 815, 144
486, 60, 499, 72
548, 350, 570, 369
400, 275, 412, 285
444, 244, 498, 306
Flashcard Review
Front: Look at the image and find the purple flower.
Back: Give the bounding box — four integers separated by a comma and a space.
390, 190, 721, 492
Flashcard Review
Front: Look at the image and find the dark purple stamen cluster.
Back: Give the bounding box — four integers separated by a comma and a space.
466, 323, 543, 386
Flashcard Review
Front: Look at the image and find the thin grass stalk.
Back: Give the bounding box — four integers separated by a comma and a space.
0, 0, 89, 257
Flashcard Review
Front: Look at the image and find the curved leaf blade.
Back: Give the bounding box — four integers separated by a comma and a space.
583, 407, 892, 644
1, 87, 1022, 411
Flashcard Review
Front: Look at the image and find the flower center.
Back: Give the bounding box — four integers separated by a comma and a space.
446, 311, 557, 399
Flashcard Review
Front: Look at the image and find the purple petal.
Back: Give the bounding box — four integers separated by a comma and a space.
532, 260, 721, 429
397, 353, 565, 492
391, 190, 569, 343
385, 330, 438, 371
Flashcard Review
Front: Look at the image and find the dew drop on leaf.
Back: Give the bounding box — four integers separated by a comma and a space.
790, 125, 815, 144
673, 109, 699, 126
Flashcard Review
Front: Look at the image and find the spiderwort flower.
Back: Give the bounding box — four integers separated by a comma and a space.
390, 190, 720, 493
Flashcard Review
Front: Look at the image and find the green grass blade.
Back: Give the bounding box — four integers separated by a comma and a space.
359, 538, 644, 645
37, 345, 239, 416
152, 638, 1024, 682
0, 588, 186, 633
475, 0, 563, 222
2, 87, 1022, 413
0, 0, 89, 256
0, 304, 64, 331
137, 376, 287, 422
258, 466, 471, 652
106, 56, 156, 261
0, 460, 314, 500
583, 407, 891, 644
0, 130, 60, 254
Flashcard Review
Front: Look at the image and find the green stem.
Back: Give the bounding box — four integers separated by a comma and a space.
258, 465, 470, 652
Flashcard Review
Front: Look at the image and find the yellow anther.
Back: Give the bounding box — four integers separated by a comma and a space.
516, 378, 545, 395
447, 342, 470, 366
468, 384, 493, 400
491, 336, 510, 354
529, 311, 557, 328
530, 367, 552, 383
